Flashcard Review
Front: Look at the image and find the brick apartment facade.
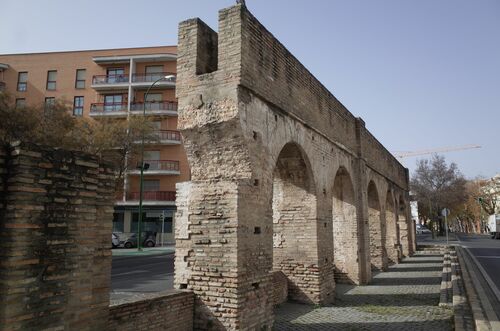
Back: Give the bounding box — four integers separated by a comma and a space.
0, 46, 189, 243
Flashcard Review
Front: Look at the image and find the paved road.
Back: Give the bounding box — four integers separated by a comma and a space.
456, 233, 500, 292
110, 252, 174, 301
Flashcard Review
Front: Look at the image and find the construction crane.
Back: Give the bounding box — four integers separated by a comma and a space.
392, 144, 481, 159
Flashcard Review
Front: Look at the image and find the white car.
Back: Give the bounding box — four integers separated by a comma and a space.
416, 224, 431, 234
112, 233, 120, 248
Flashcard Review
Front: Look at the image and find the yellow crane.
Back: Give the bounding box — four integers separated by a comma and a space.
392, 144, 481, 159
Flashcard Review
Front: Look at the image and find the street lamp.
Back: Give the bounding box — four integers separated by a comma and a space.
137, 74, 175, 251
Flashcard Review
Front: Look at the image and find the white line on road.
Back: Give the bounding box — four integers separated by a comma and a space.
475, 256, 500, 259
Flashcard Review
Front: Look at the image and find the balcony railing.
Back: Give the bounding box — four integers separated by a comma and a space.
90, 102, 127, 114
130, 101, 178, 112
92, 74, 129, 85
155, 130, 181, 141
142, 160, 179, 171
127, 191, 176, 201
131, 72, 176, 83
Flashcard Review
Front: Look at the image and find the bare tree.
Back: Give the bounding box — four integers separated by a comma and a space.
411, 154, 467, 235
0, 93, 155, 192
478, 175, 500, 216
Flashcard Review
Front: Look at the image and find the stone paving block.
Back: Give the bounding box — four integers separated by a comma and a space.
274, 252, 453, 330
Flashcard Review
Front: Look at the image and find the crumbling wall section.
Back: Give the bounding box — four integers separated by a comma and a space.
0, 142, 114, 331
108, 291, 194, 331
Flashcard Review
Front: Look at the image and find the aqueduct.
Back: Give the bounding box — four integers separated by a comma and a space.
174, 3, 416, 329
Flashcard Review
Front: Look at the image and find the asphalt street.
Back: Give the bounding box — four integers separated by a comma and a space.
110, 252, 174, 301
456, 233, 500, 292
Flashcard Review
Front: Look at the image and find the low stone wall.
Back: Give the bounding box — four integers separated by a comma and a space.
108, 291, 194, 331
272, 271, 288, 306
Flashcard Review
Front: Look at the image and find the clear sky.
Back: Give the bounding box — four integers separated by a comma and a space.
1, 0, 499, 179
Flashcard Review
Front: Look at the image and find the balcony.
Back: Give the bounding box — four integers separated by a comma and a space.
128, 191, 176, 201
128, 160, 180, 175
115, 190, 176, 206
130, 101, 178, 116
142, 130, 181, 145
131, 72, 176, 88
91, 74, 129, 90
89, 102, 128, 117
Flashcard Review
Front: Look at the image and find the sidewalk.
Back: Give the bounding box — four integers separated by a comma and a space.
416, 233, 458, 246
274, 251, 453, 330
111, 245, 175, 257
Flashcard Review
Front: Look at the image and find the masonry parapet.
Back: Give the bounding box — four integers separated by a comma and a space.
176, 4, 407, 188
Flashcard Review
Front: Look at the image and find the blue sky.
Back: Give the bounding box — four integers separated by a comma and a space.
1, 0, 499, 178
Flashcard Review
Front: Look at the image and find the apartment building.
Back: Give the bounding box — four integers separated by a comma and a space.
0, 46, 189, 243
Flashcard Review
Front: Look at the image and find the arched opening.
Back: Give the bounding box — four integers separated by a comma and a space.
332, 167, 358, 284
385, 191, 399, 264
272, 142, 318, 303
398, 196, 409, 257
367, 181, 385, 271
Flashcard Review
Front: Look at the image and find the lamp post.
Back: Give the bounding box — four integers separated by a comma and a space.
137, 74, 175, 251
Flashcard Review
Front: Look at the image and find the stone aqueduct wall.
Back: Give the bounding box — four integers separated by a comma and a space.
174, 3, 415, 330
0, 5, 416, 331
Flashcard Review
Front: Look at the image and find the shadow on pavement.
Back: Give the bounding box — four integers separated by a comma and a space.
370, 277, 442, 286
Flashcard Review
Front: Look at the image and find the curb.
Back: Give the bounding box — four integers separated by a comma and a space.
112, 248, 175, 258
450, 247, 475, 331
457, 246, 500, 330
439, 247, 452, 308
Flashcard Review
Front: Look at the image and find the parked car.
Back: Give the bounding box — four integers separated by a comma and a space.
416, 224, 431, 234
112, 233, 120, 248
123, 231, 157, 248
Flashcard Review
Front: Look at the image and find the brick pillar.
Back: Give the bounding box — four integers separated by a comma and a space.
175, 179, 274, 330
0, 142, 114, 330
354, 118, 371, 284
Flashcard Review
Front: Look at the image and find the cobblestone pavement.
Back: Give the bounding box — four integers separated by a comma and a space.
274, 252, 453, 330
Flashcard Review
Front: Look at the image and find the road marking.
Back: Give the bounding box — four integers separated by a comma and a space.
476, 256, 500, 259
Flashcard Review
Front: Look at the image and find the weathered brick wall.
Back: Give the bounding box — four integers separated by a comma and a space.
108, 291, 194, 331
175, 3, 414, 330
237, 7, 407, 190
272, 271, 288, 306
385, 192, 400, 264
0, 141, 115, 331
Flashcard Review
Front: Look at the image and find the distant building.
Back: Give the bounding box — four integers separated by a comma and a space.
0, 46, 188, 243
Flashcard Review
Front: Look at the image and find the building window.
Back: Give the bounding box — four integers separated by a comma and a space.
15, 98, 26, 108
73, 96, 84, 116
75, 69, 86, 89
45, 97, 55, 110
106, 67, 126, 83
113, 212, 125, 233
143, 180, 160, 191
144, 93, 163, 110
46, 70, 57, 90
103, 94, 123, 112
132, 212, 161, 233
145, 65, 164, 81
17, 72, 27, 91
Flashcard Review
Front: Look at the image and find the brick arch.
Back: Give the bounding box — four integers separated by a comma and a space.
367, 180, 386, 271
272, 142, 319, 303
331, 166, 359, 284
385, 189, 399, 264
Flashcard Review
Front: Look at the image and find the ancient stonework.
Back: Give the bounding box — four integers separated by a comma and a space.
174, 4, 415, 330
0, 141, 115, 330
